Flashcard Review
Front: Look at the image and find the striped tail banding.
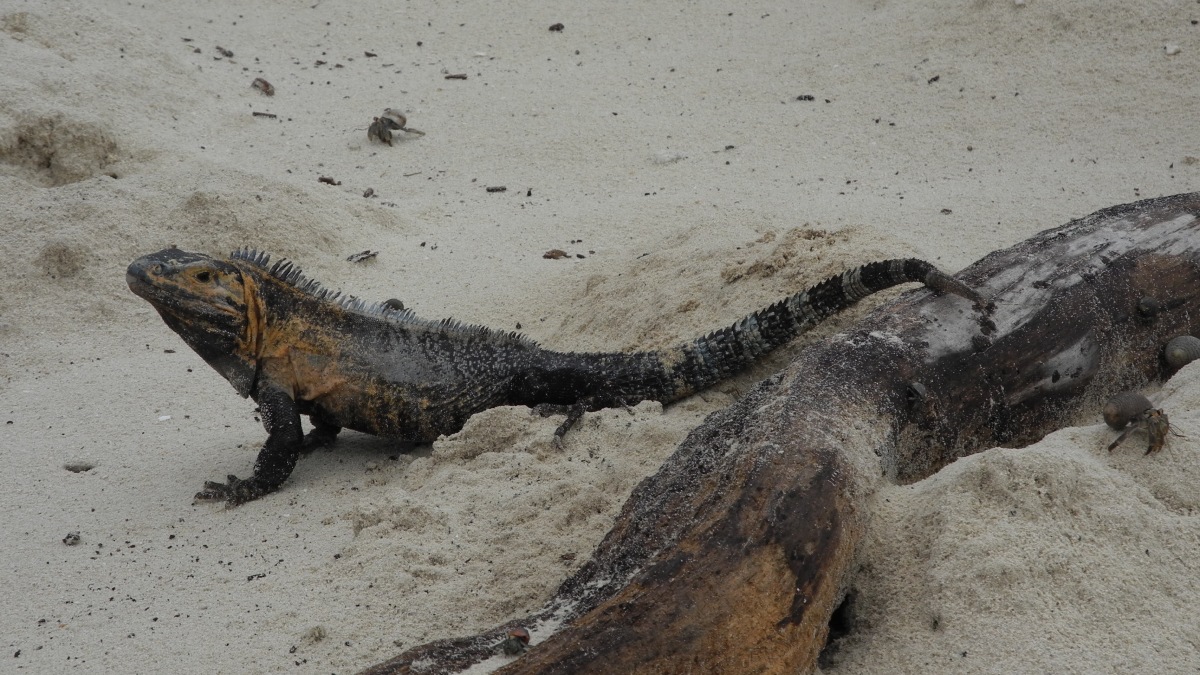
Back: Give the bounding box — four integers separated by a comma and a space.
661, 258, 982, 399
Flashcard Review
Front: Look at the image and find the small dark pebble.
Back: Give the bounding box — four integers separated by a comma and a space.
63, 532, 81, 546
318, 176, 341, 186
927, 75, 940, 84
363, 187, 375, 198
216, 46, 234, 58
549, 22, 564, 31
445, 73, 468, 80
796, 94, 815, 101
1137, 297, 1160, 320
486, 186, 507, 193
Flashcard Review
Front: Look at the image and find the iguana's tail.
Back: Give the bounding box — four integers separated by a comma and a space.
518, 259, 983, 414
637, 259, 982, 404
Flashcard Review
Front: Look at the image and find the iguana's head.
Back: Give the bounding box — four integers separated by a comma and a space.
127, 248, 263, 396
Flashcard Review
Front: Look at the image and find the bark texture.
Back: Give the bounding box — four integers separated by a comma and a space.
361, 193, 1200, 675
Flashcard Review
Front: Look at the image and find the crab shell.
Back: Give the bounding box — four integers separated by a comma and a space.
1165, 335, 1200, 370
1102, 391, 1153, 430
380, 108, 407, 130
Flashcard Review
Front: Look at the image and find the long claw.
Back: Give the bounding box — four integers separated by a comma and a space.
195, 477, 235, 502
194, 488, 224, 502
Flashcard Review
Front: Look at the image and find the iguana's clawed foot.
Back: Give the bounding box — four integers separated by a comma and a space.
535, 399, 636, 449
553, 407, 585, 441
532, 403, 585, 449
195, 474, 268, 507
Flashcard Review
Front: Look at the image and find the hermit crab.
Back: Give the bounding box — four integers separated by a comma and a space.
496, 626, 530, 655
367, 107, 425, 145
1103, 391, 1172, 455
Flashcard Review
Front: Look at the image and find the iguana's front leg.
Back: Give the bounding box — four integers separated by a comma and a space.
195, 385, 303, 506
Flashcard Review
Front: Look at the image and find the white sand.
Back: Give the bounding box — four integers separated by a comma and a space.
2, 1, 1198, 672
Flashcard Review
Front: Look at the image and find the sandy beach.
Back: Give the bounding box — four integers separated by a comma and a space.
2, 0, 1198, 672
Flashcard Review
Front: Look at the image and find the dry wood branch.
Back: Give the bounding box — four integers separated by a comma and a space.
361, 193, 1200, 675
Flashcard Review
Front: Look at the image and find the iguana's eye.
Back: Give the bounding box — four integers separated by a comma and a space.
196, 271, 212, 283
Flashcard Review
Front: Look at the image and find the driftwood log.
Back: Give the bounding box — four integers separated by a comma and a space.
362, 193, 1200, 674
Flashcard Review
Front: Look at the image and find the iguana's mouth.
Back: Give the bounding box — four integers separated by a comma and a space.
125, 258, 159, 301
126, 268, 147, 292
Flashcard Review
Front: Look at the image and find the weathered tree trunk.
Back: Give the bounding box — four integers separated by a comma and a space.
361, 193, 1200, 675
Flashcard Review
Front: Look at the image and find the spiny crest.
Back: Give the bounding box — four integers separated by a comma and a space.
230, 247, 271, 267
231, 247, 341, 300
230, 247, 330, 297
227, 247, 538, 349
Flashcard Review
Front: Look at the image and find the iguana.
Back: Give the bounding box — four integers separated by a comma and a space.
126, 247, 984, 505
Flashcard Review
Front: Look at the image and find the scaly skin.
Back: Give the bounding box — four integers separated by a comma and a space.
126, 248, 984, 505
